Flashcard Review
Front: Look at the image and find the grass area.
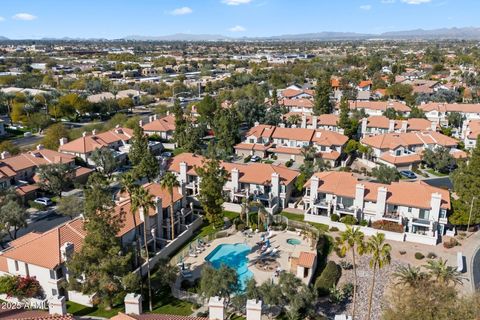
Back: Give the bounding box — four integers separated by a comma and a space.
280, 211, 329, 232
425, 169, 449, 177
66, 301, 123, 318
173, 148, 186, 156
230, 315, 246, 320
151, 297, 194, 315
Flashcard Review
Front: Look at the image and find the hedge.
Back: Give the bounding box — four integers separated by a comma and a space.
314, 261, 342, 296
340, 215, 357, 225
372, 220, 404, 233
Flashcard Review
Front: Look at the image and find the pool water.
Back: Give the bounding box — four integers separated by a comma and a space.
205, 243, 253, 290
286, 238, 301, 245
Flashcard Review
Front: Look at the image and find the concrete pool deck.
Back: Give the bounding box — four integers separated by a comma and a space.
180, 229, 316, 285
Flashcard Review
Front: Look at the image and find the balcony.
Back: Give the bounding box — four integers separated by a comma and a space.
335, 203, 356, 215
314, 198, 329, 208
383, 211, 400, 222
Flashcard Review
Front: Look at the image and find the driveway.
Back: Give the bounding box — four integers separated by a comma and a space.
473, 246, 480, 291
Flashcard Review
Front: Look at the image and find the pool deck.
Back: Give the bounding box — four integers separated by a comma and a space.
180, 229, 316, 285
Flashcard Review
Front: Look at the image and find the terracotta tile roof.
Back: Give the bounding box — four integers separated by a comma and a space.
465, 120, 480, 139
312, 130, 349, 146
379, 153, 422, 165
111, 312, 208, 320
0, 308, 74, 320
318, 151, 341, 161
348, 101, 411, 113
272, 127, 314, 141
0, 256, 8, 273
361, 131, 458, 150
15, 184, 40, 196
234, 143, 270, 151
75, 167, 94, 178
168, 153, 299, 186
306, 171, 450, 210
365, 116, 435, 132
245, 125, 275, 139
279, 98, 314, 109
267, 146, 303, 155
58, 127, 133, 154
419, 102, 480, 114
298, 251, 316, 268
280, 89, 315, 99
331, 78, 340, 88
0, 150, 75, 172
2, 218, 86, 269
358, 80, 372, 88
282, 113, 340, 127
142, 115, 176, 133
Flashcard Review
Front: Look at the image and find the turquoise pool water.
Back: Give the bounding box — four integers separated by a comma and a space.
205, 243, 253, 290
286, 238, 301, 245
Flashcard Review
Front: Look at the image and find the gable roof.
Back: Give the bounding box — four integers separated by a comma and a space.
349, 101, 411, 113
142, 115, 176, 133
419, 102, 480, 114
361, 131, 458, 150
311, 130, 349, 146
245, 124, 275, 139
58, 127, 133, 154
0, 149, 75, 172
272, 127, 314, 141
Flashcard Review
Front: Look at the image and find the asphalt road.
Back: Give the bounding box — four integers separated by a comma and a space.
473, 247, 480, 291
11, 134, 42, 148
422, 177, 453, 190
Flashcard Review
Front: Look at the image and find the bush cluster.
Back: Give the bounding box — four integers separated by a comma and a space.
340, 215, 357, 225
314, 261, 342, 296
0, 275, 42, 299
372, 220, 404, 233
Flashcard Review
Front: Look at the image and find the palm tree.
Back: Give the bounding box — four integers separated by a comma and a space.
120, 172, 141, 266
337, 226, 365, 320
160, 172, 179, 240
393, 264, 428, 288
131, 186, 155, 312
424, 258, 464, 286
366, 233, 391, 320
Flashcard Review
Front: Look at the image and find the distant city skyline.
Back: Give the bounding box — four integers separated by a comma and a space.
0, 0, 479, 39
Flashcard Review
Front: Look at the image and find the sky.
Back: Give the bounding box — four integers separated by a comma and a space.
0, 0, 479, 39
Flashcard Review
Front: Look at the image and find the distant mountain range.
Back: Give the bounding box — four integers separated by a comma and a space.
3, 27, 480, 42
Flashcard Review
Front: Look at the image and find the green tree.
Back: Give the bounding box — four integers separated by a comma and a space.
128, 125, 149, 166
447, 112, 463, 129
314, 74, 333, 115
408, 106, 427, 119
422, 147, 455, 172
120, 172, 141, 267
160, 172, 179, 240
337, 226, 365, 320
0, 198, 28, 239
42, 123, 69, 150
199, 265, 239, 306
196, 156, 227, 228
36, 163, 75, 197
424, 258, 464, 286
393, 264, 428, 288
67, 182, 135, 310
90, 148, 118, 178
213, 108, 240, 157
337, 97, 358, 138
366, 233, 391, 320
131, 186, 155, 312
371, 164, 400, 184
56, 195, 84, 220
197, 94, 218, 127
451, 136, 480, 225
26, 112, 52, 133
344, 139, 359, 156
0, 141, 20, 155
134, 151, 159, 182
383, 107, 398, 120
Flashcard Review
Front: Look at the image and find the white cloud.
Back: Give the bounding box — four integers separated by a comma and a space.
401, 0, 431, 4
169, 7, 193, 15
222, 0, 252, 5
12, 13, 37, 21
360, 4, 372, 10
381, 0, 395, 3
229, 25, 246, 32
0, 17, 5, 22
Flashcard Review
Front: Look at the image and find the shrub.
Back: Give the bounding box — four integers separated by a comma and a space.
427, 252, 437, 259
443, 237, 459, 249
244, 155, 251, 163
271, 155, 278, 160
340, 216, 358, 225
0, 275, 42, 299
359, 219, 368, 227
236, 223, 245, 231
399, 250, 407, 255
372, 220, 404, 233
285, 159, 294, 167
414, 252, 425, 260
329, 226, 339, 232
339, 260, 353, 270
330, 214, 340, 222
342, 282, 354, 298
315, 261, 342, 296
28, 200, 46, 211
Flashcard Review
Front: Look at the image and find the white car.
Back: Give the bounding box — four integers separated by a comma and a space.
34, 197, 53, 206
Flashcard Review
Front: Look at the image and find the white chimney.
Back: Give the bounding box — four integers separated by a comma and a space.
354, 184, 365, 209
388, 119, 395, 133
279, 123, 285, 128
271, 172, 280, 197
59, 137, 68, 146
1, 151, 10, 159
246, 299, 262, 320
82, 131, 87, 137
209, 297, 225, 320
361, 118, 368, 135
92, 129, 97, 136
376, 186, 388, 219
310, 175, 319, 202
401, 120, 408, 133
311, 116, 318, 130
179, 162, 188, 184
60, 242, 74, 262
153, 114, 158, 121
430, 192, 442, 221
231, 168, 239, 192
301, 115, 307, 129
431, 121, 437, 131
48, 296, 67, 316
124, 293, 142, 315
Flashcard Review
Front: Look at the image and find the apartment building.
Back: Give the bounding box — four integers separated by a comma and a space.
419, 102, 480, 126
460, 119, 480, 149
303, 171, 450, 242
141, 114, 176, 140
359, 116, 437, 138
347, 100, 411, 117
361, 130, 459, 170
283, 113, 344, 134
167, 153, 299, 213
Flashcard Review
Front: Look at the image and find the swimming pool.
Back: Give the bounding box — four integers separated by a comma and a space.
286, 238, 301, 245
205, 243, 253, 290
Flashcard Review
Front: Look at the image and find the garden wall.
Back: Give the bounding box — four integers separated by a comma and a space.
67, 290, 95, 307
222, 202, 242, 213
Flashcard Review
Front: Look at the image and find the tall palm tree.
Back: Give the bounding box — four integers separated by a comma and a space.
424, 258, 464, 287
337, 226, 365, 320
393, 264, 428, 288
366, 233, 391, 320
131, 186, 155, 312
160, 172, 179, 240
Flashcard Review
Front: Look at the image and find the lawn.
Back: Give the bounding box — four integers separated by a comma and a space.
425, 169, 449, 177
280, 211, 329, 232
151, 298, 194, 316
66, 301, 123, 318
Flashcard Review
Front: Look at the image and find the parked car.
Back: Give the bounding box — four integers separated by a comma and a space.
250, 155, 261, 162
34, 197, 53, 206
400, 170, 417, 179
161, 152, 173, 158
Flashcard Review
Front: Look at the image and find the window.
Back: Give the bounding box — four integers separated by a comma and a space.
50, 269, 56, 280
419, 209, 430, 220
439, 209, 447, 219
52, 289, 58, 296
408, 207, 412, 213
14, 260, 19, 272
